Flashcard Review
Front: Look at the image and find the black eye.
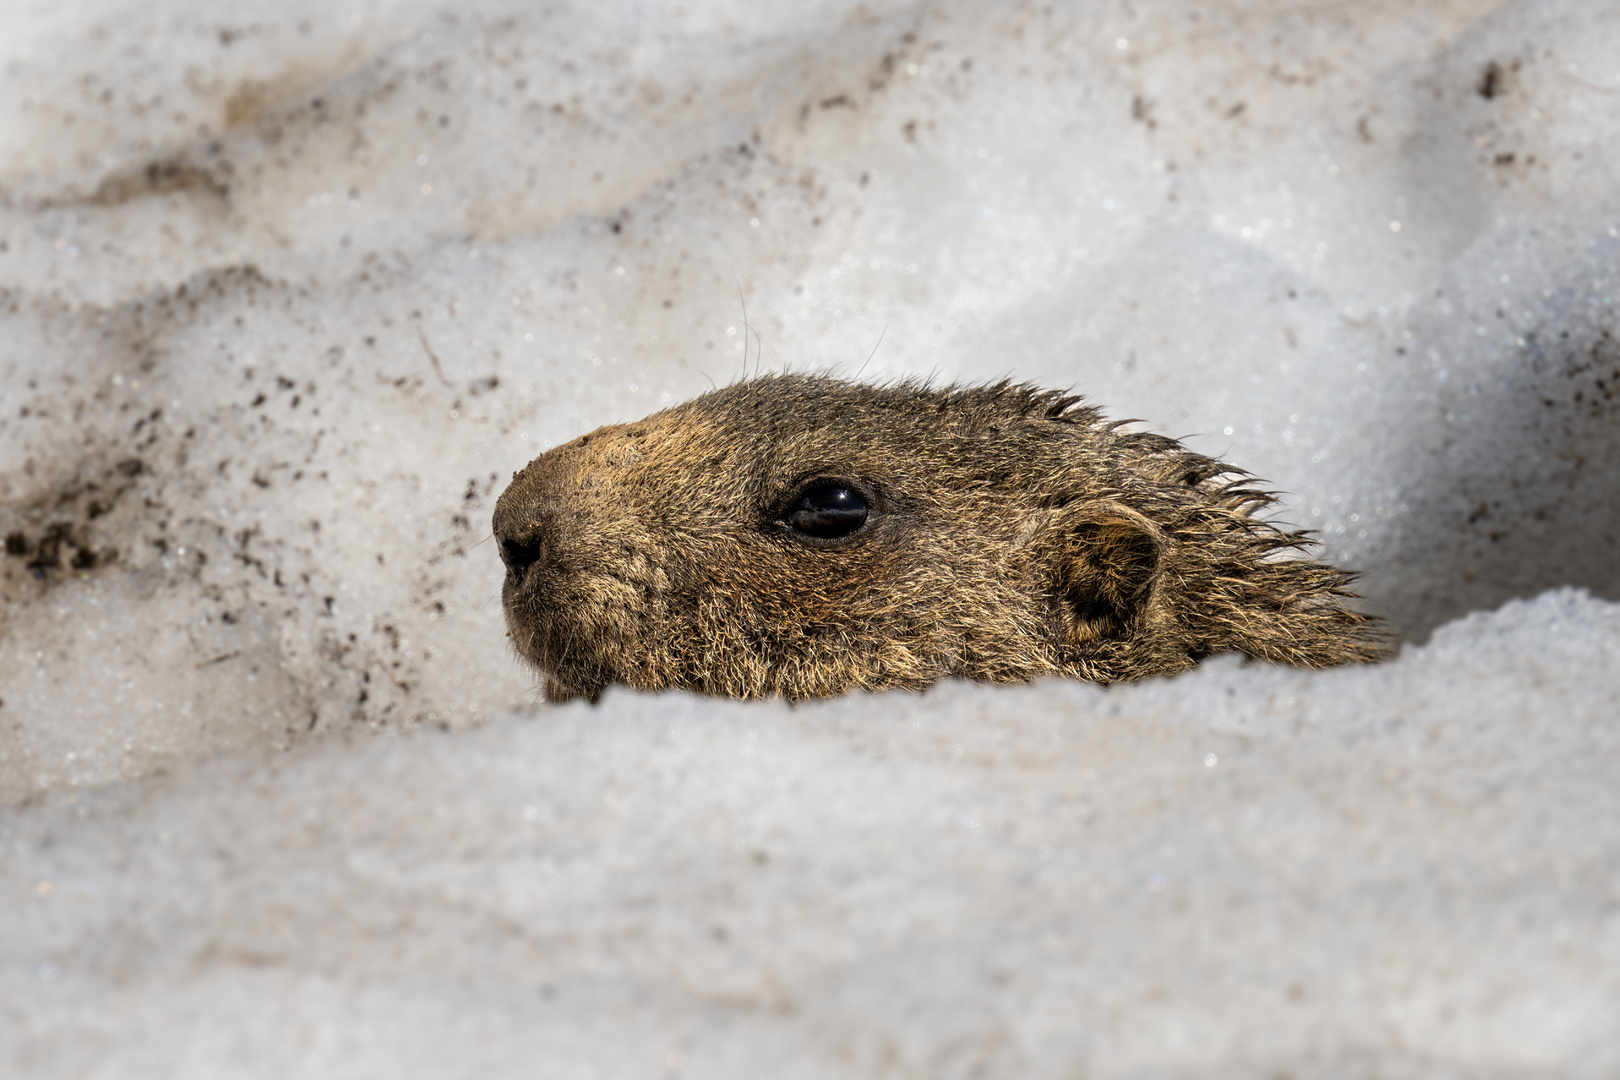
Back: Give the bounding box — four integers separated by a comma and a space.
786, 483, 869, 539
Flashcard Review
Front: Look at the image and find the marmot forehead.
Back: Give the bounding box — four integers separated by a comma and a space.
500, 376, 1106, 524
542, 375, 1102, 491
493, 374, 1384, 703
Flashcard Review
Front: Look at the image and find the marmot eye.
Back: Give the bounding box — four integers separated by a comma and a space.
786, 483, 868, 539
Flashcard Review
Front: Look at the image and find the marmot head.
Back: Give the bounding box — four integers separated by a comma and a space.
493, 375, 1383, 702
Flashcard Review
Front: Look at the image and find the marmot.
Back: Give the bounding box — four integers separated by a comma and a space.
493, 375, 1383, 702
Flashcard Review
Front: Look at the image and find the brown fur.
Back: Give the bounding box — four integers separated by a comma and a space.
492, 375, 1385, 702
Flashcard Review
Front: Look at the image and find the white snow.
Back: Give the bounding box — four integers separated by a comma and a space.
2, 0, 1618, 1074
6, 589, 1620, 1076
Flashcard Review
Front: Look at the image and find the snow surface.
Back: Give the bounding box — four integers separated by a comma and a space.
6, 590, 1620, 1077
1, 0, 1618, 1074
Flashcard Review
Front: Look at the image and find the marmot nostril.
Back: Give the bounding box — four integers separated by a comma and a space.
498, 532, 543, 573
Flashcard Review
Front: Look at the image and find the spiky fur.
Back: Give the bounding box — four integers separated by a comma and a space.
493, 375, 1385, 701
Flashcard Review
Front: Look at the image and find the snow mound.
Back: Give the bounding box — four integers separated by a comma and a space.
4, 588, 1618, 1077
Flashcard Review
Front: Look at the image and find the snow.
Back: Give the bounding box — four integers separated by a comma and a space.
2, 0, 1618, 1074
6, 589, 1620, 1076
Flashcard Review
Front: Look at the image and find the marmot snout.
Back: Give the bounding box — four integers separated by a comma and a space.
493, 375, 1383, 702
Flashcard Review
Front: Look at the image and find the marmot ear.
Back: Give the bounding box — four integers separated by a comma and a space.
1056, 513, 1161, 647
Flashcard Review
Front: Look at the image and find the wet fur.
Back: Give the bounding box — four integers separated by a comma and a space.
493, 375, 1385, 702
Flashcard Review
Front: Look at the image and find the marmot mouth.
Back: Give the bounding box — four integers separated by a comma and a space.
502, 570, 645, 700
505, 605, 617, 701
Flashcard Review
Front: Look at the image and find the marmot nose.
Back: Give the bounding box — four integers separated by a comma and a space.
497, 527, 545, 574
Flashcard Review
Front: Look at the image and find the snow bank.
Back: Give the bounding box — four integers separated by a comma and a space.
1, 0, 1617, 1073
5, 589, 1618, 1077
